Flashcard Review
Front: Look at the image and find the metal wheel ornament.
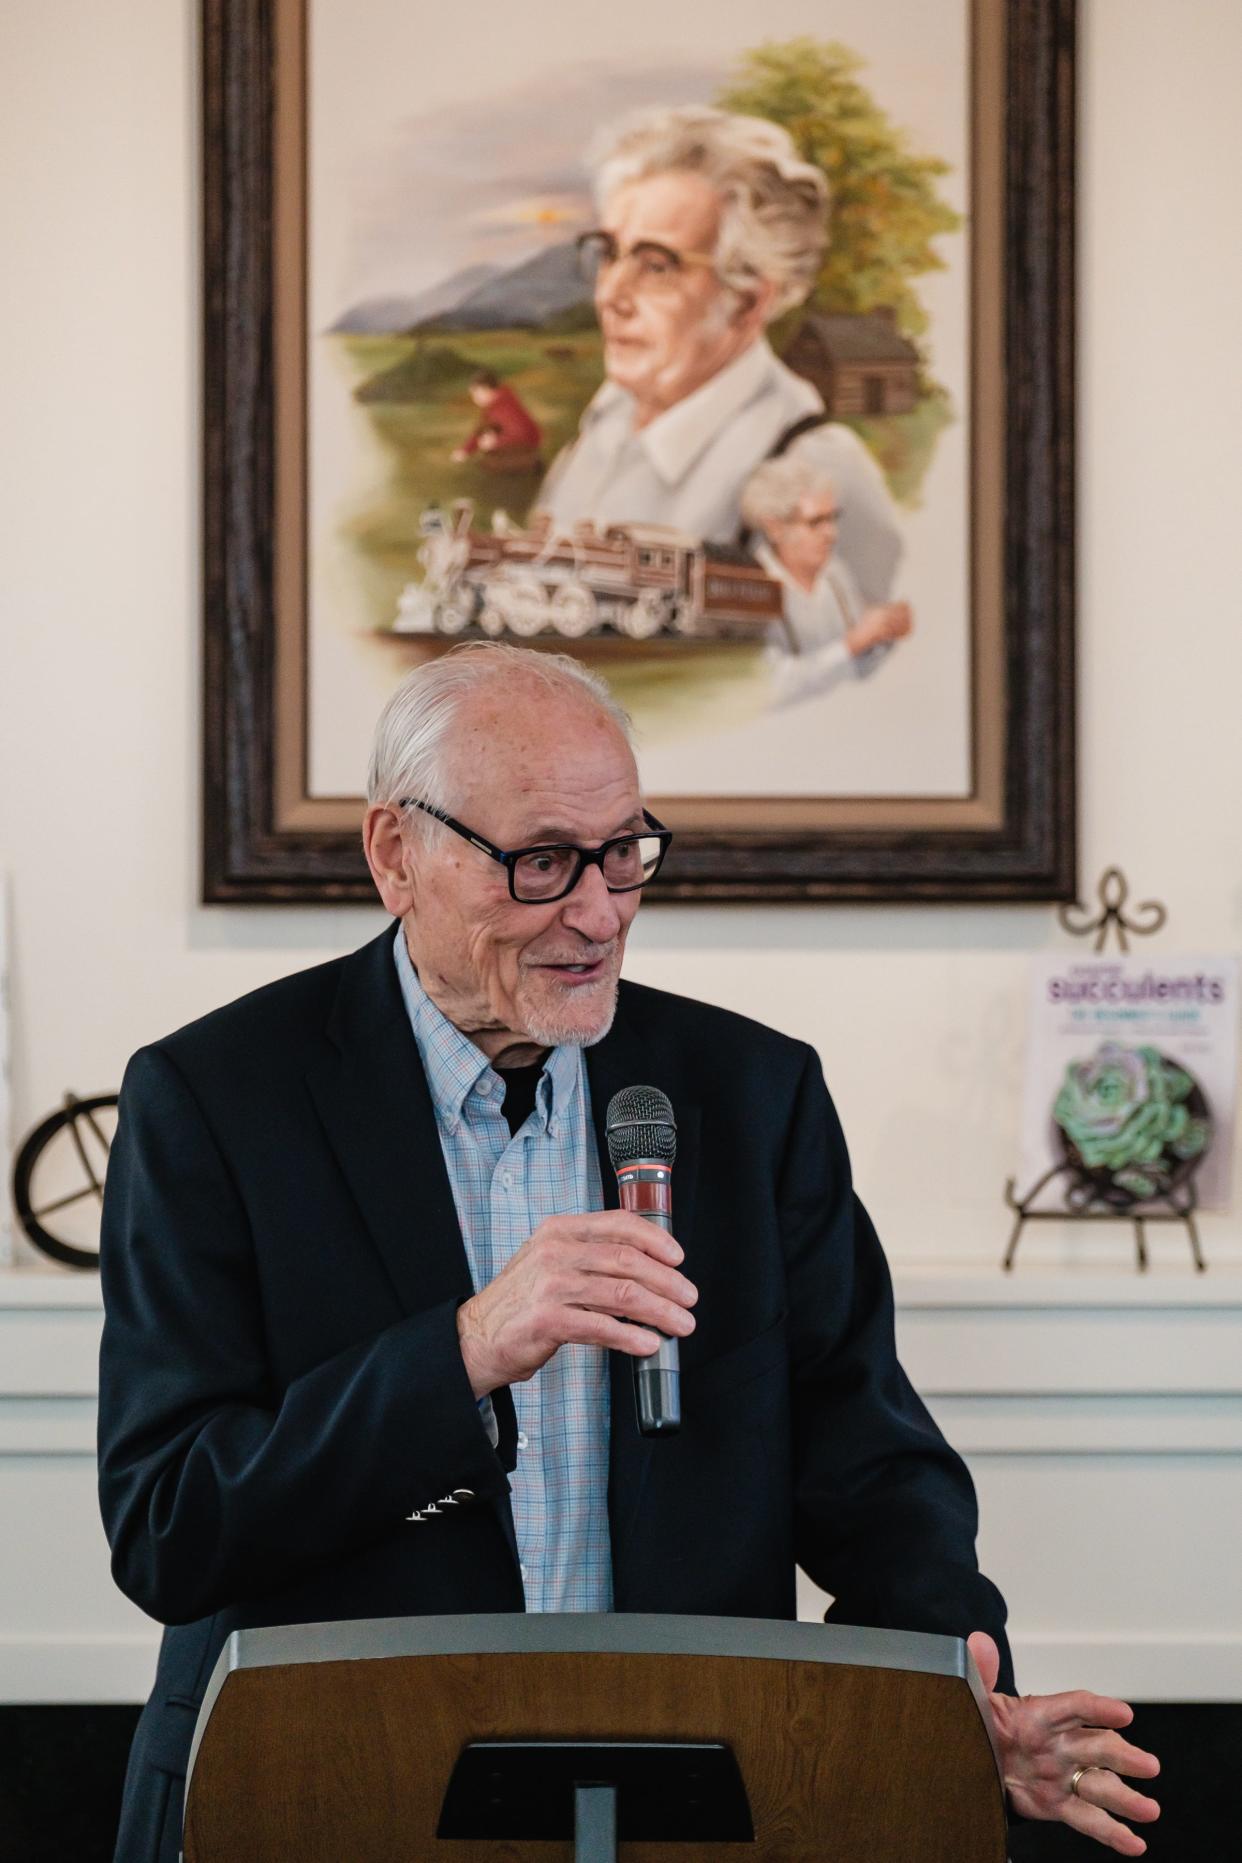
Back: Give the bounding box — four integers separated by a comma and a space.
550, 581, 598, 638
499, 577, 549, 638
435, 587, 477, 635
619, 589, 667, 640
11, 1091, 119, 1269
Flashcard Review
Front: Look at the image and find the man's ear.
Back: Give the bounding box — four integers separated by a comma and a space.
363, 804, 418, 917
732, 276, 779, 334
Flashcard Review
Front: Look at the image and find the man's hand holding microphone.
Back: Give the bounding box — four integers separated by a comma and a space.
457, 1085, 691, 1436
455, 1210, 696, 1397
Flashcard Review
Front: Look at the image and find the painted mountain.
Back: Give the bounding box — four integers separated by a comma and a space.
418, 242, 590, 330
330, 263, 502, 334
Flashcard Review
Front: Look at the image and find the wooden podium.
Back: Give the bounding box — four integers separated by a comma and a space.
182, 1613, 1009, 1861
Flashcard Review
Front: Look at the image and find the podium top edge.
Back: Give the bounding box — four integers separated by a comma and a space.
186, 1616, 992, 1802
217, 1612, 969, 1680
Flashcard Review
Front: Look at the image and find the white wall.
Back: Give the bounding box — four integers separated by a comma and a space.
2, 0, 1241, 1265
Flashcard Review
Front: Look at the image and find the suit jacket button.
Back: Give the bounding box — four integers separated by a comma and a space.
451, 1488, 476, 1505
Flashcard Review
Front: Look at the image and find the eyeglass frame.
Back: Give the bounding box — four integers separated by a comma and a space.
574, 228, 718, 293
788, 504, 844, 529
397, 799, 674, 903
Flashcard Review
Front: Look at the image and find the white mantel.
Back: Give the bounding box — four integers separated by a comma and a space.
4, 1222, 1241, 1705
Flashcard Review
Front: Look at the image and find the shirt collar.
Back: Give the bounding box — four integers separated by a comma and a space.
755, 539, 831, 600
581, 337, 779, 486
392, 927, 581, 1136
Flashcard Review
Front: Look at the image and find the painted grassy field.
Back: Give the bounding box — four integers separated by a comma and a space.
329, 327, 603, 623
328, 326, 949, 635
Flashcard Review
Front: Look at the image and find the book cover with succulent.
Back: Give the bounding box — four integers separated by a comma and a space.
1019, 956, 1239, 1212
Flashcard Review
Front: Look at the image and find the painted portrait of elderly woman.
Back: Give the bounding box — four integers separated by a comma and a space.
203, 0, 1075, 901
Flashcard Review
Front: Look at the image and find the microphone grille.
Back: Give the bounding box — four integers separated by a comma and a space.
605, 1085, 677, 1170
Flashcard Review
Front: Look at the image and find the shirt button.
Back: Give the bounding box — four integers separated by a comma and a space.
520, 1562, 528, 1580
517, 1431, 528, 1451
501, 1170, 513, 1190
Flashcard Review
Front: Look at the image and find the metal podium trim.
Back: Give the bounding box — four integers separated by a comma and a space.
187, 1611, 994, 1790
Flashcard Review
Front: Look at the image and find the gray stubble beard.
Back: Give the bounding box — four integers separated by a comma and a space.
519, 978, 620, 1051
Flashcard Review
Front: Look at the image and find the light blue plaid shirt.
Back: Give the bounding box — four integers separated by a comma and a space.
393, 929, 613, 1612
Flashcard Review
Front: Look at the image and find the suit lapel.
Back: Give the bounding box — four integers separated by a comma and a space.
586, 991, 701, 1567
304, 927, 474, 1318
305, 945, 697, 1572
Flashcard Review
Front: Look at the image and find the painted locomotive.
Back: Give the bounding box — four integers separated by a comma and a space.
396, 503, 785, 644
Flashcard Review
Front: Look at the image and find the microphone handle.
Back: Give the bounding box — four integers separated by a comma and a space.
616, 1163, 681, 1437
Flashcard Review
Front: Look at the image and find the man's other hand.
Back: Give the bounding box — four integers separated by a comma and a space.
456, 1211, 698, 1397
968, 1632, 1161, 1855
846, 601, 913, 658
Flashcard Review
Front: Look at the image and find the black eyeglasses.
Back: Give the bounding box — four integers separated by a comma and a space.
398, 800, 673, 904
574, 229, 717, 294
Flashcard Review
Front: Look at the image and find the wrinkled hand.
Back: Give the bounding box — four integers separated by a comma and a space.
457, 1211, 698, 1397
846, 600, 913, 658
969, 1633, 1160, 1855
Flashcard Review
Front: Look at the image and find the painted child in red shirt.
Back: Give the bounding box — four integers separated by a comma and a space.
451, 370, 542, 468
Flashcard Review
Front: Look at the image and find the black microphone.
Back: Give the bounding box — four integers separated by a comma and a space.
605, 1085, 681, 1437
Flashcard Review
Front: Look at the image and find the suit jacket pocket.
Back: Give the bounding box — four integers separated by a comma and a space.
144, 1697, 199, 1778
683, 1312, 787, 1404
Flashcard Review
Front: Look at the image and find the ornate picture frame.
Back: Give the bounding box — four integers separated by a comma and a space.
202, 0, 1075, 903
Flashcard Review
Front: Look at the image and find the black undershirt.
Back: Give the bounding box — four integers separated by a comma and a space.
497, 1058, 548, 1137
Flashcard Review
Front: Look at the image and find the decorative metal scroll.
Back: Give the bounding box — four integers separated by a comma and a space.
1056, 866, 1167, 954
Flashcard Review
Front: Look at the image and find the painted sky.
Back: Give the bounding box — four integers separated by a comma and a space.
326, 59, 722, 313
309, 0, 969, 326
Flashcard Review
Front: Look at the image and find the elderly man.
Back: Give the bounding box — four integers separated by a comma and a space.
99, 645, 1159, 1862
740, 453, 914, 708
536, 105, 903, 605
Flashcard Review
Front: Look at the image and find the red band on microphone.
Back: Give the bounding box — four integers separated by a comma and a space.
615, 1160, 673, 1222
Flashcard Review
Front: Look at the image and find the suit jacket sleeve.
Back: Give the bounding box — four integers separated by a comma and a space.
97, 1044, 514, 1626
779, 1045, 1015, 1693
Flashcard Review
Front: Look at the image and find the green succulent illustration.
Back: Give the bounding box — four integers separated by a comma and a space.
1053, 1042, 1212, 1201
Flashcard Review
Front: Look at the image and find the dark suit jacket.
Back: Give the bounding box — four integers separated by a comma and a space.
98, 925, 1011, 1861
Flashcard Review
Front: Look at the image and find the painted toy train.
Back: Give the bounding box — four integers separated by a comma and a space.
395, 503, 785, 644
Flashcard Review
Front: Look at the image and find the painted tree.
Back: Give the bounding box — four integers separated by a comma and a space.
717, 38, 962, 343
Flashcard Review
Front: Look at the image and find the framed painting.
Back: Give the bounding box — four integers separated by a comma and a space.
203, 0, 1075, 902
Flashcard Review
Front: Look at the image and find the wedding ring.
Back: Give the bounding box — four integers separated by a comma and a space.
1069, 1764, 1105, 1797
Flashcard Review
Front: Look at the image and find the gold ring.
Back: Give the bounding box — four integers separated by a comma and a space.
1069, 1764, 1105, 1798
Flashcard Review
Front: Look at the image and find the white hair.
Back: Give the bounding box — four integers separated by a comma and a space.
589, 105, 829, 321
366, 642, 633, 844
739, 454, 838, 534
